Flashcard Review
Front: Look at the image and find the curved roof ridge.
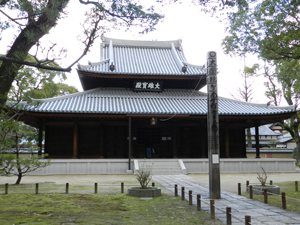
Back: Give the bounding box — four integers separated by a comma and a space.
30, 88, 102, 102
78, 35, 206, 75
218, 95, 296, 110
24, 88, 296, 116
183, 61, 205, 69
102, 35, 182, 48
78, 59, 109, 70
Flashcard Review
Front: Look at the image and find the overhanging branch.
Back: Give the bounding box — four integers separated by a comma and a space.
0, 56, 72, 72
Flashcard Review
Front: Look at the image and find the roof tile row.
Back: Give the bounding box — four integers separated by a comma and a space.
28, 88, 295, 116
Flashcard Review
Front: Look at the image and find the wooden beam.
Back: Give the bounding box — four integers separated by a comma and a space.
43, 121, 75, 126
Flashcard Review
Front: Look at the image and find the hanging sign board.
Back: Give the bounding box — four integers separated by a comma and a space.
134, 80, 163, 92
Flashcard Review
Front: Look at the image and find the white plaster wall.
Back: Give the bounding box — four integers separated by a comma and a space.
182, 158, 296, 173
287, 142, 296, 149
29, 158, 296, 175
29, 159, 132, 175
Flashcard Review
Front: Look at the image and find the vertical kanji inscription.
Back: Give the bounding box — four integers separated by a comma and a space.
206, 51, 221, 199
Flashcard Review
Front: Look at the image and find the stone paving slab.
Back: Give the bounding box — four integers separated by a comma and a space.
152, 174, 300, 225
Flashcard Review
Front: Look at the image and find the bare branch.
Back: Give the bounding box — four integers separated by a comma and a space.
0, 9, 25, 26
68, 12, 102, 68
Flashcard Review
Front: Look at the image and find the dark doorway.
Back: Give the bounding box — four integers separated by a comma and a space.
136, 128, 161, 158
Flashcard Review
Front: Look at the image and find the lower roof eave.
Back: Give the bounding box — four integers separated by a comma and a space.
21, 111, 296, 127
24, 111, 295, 119
126, 114, 190, 118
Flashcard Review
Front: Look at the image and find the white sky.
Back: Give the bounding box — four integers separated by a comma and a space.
1, 1, 272, 104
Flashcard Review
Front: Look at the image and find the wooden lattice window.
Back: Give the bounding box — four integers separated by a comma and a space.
137, 128, 161, 144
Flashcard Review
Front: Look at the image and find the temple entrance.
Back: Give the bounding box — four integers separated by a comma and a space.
135, 127, 163, 158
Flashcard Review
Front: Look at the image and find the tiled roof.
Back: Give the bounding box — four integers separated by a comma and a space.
77, 36, 205, 76
27, 88, 296, 116
278, 133, 295, 143
246, 148, 294, 153
249, 125, 281, 136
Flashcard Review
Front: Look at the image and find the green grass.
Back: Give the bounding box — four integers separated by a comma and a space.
0, 184, 224, 225
0, 183, 127, 194
242, 181, 300, 214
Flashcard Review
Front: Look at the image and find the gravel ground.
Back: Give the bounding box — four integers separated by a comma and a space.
1, 169, 299, 194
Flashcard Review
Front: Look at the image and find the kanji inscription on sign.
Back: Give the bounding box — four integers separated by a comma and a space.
134, 80, 163, 92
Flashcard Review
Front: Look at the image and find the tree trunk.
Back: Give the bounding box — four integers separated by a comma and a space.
0, 0, 69, 110
294, 128, 300, 163
15, 173, 22, 185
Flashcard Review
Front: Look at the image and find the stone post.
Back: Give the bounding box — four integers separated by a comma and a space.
206, 51, 221, 199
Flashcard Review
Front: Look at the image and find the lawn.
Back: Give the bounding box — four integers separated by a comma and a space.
242, 181, 300, 214
0, 183, 224, 225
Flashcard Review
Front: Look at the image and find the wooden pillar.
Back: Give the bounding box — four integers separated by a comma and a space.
225, 126, 230, 158
200, 128, 206, 158
38, 121, 43, 156
99, 124, 104, 158
172, 125, 177, 158
255, 124, 260, 158
128, 117, 132, 170
207, 51, 221, 199
44, 126, 48, 157
73, 122, 78, 159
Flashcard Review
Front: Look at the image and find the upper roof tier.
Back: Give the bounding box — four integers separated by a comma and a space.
77, 36, 206, 90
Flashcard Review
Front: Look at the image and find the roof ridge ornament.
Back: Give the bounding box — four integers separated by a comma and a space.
110, 62, 115, 71
109, 40, 115, 71
178, 39, 182, 50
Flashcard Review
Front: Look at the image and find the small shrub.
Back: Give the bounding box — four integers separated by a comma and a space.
257, 167, 268, 186
135, 162, 153, 189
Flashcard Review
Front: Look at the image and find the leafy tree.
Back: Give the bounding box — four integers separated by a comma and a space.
221, 0, 300, 60
263, 61, 283, 107
0, 153, 51, 184
27, 83, 78, 99
190, 0, 300, 60
0, 72, 76, 184
231, 62, 259, 148
5, 55, 79, 102
244, 60, 300, 161
0, 0, 163, 111
233, 63, 260, 103
0, 48, 78, 185
195, 0, 300, 161
243, 64, 258, 148
0, 116, 51, 184
0, 112, 19, 152
263, 59, 300, 162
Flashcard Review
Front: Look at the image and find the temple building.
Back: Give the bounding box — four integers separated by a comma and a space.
20, 36, 296, 161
